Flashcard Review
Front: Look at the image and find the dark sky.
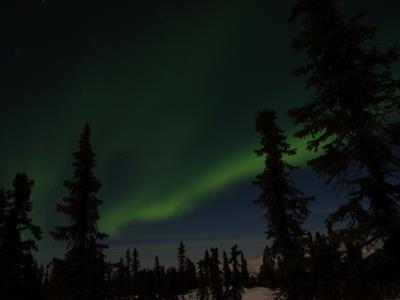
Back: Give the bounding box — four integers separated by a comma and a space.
2, 0, 399, 266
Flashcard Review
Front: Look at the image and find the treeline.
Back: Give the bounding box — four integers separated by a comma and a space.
103, 243, 253, 300
0, 125, 255, 300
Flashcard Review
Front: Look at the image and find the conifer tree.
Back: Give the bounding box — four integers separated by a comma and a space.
258, 246, 277, 288
240, 252, 250, 288
204, 250, 211, 279
153, 256, 164, 299
222, 251, 232, 299
0, 189, 9, 260
307, 232, 342, 300
126, 249, 132, 295
50, 124, 108, 300
290, 0, 400, 243
164, 267, 179, 300
177, 240, 187, 295
0, 173, 42, 300
132, 248, 141, 297
197, 258, 209, 300
42, 264, 50, 300
112, 258, 130, 300
178, 241, 186, 274
209, 248, 223, 300
254, 110, 313, 299
141, 268, 156, 300
289, 0, 400, 296
177, 241, 190, 295
230, 245, 243, 300
186, 258, 198, 292
132, 248, 140, 275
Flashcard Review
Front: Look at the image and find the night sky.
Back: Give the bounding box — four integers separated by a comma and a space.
2, 0, 399, 266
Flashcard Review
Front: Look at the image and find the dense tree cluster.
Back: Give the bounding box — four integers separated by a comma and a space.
101, 243, 252, 300
196, 246, 251, 300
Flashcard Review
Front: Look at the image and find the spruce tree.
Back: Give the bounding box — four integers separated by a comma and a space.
50, 124, 108, 300
186, 258, 198, 292
164, 267, 179, 300
254, 110, 313, 299
222, 251, 232, 299
178, 241, 186, 273
230, 245, 243, 300
132, 248, 141, 275
0, 189, 9, 260
240, 252, 250, 288
125, 249, 132, 297
132, 248, 141, 298
289, 0, 400, 296
209, 248, 223, 300
258, 246, 277, 289
0, 173, 42, 300
177, 241, 189, 295
154, 256, 163, 299
307, 232, 342, 300
290, 0, 400, 242
112, 258, 130, 300
197, 259, 209, 300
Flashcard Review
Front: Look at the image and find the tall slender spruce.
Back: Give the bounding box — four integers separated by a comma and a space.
50, 124, 108, 300
254, 110, 313, 299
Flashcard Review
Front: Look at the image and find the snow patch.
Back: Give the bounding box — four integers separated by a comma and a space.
184, 287, 274, 300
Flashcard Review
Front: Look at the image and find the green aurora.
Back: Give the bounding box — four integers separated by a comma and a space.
2, 0, 398, 243
99, 137, 315, 235
2, 0, 301, 236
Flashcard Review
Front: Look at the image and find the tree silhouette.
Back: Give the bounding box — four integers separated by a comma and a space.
177, 241, 187, 295
0, 173, 42, 300
230, 245, 243, 300
186, 258, 198, 292
197, 250, 212, 300
176, 241, 196, 295
254, 109, 313, 299
125, 249, 132, 296
222, 251, 232, 299
239, 252, 250, 288
132, 248, 141, 297
132, 248, 141, 275
112, 257, 130, 300
289, 0, 400, 296
258, 246, 277, 289
306, 232, 342, 300
290, 0, 400, 244
209, 248, 223, 300
50, 124, 108, 300
0, 188, 9, 257
154, 256, 163, 299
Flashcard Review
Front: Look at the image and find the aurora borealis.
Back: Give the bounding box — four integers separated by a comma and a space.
2, 0, 399, 264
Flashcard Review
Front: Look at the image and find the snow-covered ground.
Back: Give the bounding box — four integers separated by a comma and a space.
184, 287, 274, 300
242, 287, 275, 300
184, 255, 274, 299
